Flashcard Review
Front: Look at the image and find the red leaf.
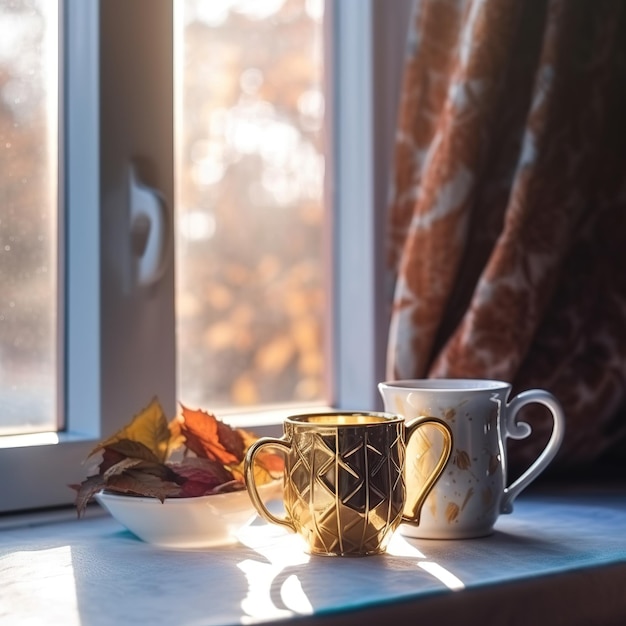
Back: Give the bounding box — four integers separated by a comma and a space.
171, 457, 238, 497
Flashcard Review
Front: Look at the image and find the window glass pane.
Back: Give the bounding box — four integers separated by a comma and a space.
0, 0, 58, 435
175, 0, 326, 409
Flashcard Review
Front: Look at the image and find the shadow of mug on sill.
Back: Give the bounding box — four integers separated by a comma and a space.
378, 379, 565, 540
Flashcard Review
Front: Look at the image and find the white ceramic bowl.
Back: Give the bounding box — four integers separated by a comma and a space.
95, 481, 280, 549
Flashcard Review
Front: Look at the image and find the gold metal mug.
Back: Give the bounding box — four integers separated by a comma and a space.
244, 411, 452, 556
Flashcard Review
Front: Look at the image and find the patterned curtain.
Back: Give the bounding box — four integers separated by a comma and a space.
386, 0, 626, 475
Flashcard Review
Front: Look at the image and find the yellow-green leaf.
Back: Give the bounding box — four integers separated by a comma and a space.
91, 397, 172, 462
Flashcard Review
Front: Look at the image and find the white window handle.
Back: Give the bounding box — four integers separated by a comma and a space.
129, 164, 170, 288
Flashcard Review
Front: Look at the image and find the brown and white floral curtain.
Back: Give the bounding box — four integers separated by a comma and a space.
386, 0, 626, 475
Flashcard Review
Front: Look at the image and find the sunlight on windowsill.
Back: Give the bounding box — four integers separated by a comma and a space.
233, 524, 466, 623
2, 522, 465, 626
0, 431, 61, 449
237, 529, 313, 623
3, 485, 626, 626
386, 533, 466, 590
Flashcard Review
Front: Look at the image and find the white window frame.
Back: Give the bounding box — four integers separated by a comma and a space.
0, 0, 102, 514
0, 0, 413, 516
327, 0, 412, 410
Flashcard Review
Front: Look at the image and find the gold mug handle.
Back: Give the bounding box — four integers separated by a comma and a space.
401, 416, 453, 525
244, 436, 296, 533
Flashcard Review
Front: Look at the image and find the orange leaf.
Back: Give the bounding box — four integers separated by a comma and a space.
238, 428, 284, 475
178, 404, 244, 465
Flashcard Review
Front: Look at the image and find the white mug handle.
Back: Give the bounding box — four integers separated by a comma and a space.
500, 389, 566, 514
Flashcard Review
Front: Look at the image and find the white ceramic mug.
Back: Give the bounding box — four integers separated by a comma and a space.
378, 379, 565, 539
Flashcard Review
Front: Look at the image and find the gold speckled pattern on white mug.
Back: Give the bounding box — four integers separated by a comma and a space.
380, 380, 565, 539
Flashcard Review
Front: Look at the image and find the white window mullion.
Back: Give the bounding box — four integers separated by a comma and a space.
99, 0, 176, 431
65, 0, 100, 439
327, 0, 412, 411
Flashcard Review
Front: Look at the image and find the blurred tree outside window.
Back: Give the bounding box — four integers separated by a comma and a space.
175, 0, 326, 410
0, 0, 326, 436
0, 0, 58, 436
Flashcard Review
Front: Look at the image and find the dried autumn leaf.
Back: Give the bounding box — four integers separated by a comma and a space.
70, 475, 107, 518
103, 440, 161, 465
230, 428, 284, 485
71, 397, 280, 516
128, 459, 185, 484
167, 416, 186, 456
170, 457, 238, 497
238, 428, 284, 474
92, 441, 161, 482
92, 397, 172, 462
178, 404, 244, 465
104, 469, 182, 501
103, 457, 144, 481
98, 447, 127, 474
229, 456, 276, 485
255, 459, 279, 485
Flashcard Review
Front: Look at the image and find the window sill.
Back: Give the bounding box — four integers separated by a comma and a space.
2, 482, 626, 625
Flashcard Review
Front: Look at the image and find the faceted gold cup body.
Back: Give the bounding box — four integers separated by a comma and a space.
244, 412, 452, 556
